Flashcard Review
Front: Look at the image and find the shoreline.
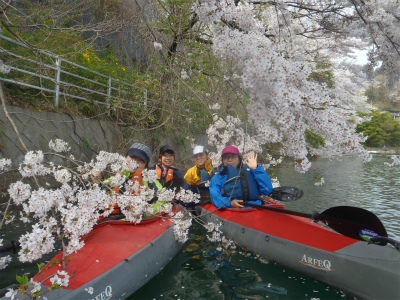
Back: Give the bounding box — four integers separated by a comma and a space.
367, 147, 399, 155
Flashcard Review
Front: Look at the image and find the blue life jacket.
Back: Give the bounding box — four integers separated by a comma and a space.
198, 168, 211, 183
195, 167, 216, 193
221, 164, 260, 201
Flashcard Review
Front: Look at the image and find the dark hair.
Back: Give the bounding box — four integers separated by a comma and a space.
218, 155, 242, 170
158, 151, 176, 164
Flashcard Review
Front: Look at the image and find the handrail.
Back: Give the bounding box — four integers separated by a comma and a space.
0, 34, 158, 111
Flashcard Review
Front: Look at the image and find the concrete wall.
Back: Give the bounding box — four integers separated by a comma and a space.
0, 105, 196, 174
0, 105, 199, 198
0, 106, 123, 167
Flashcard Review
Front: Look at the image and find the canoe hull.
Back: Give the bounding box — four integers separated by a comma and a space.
196, 204, 400, 300
1, 216, 182, 300
45, 223, 181, 300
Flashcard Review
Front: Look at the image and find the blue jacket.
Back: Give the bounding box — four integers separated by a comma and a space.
209, 164, 273, 208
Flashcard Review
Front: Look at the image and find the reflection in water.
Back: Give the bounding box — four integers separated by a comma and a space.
132, 225, 349, 300
207, 249, 287, 299
215, 262, 287, 299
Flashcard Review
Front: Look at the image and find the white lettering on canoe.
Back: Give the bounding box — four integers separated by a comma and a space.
92, 285, 113, 300
299, 254, 333, 271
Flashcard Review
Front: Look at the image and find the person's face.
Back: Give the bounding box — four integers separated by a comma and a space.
194, 153, 207, 166
126, 155, 146, 172
222, 153, 240, 168
161, 152, 175, 168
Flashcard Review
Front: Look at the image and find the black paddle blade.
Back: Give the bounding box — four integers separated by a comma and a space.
0, 240, 20, 257
164, 177, 185, 191
269, 186, 304, 201
319, 206, 388, 243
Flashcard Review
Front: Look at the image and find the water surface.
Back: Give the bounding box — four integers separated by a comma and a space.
1, 155, 398, 299
132, 155, 399, 299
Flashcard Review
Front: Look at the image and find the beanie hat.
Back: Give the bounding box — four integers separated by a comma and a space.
127, 143, 152, 164
159, 145, 175, 155
221, 146, 240, 156
193, 146, 206, 155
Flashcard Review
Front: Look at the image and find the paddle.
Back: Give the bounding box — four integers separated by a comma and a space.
164, 177, 186, 190
191, 183, 304, 203
268, 186, 304, 201
244, 202, 389, 243
0, 240, 19, 258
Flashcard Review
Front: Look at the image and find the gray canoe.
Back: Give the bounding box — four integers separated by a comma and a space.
0, 217, 182, 300
196, 203, 400, 300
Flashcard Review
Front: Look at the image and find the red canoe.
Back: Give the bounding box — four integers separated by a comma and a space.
196, 201, 400, 300
26, 212, 183, 300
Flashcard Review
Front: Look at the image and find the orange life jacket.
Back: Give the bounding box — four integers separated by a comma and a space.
110, 171, 143, 214
155, 164, 174, 184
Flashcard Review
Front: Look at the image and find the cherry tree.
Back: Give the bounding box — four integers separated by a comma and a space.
185, 0, 400, 171
133, 0, 399, 170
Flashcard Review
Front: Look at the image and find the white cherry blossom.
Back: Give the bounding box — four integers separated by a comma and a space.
49, 139, 71, 152
154, 42, 163, 51
0, 158, 11, 170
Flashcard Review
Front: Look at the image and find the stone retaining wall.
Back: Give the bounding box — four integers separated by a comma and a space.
1, 106, 123, 166
0, 105, 195, 196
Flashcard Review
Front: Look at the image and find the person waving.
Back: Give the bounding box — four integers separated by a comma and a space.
209, 146, 273, 208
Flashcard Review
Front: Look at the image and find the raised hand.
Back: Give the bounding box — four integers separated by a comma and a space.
245, 151, 258, 169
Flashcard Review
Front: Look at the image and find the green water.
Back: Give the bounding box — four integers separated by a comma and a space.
132, 223, 350, 300
1, 155, 399, 299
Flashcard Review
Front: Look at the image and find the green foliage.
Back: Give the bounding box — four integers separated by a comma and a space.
356, 111, 400, 147
307, 62, 335, 89
83, 138, 91, 149
305, 129, 326, 148
16, 274, 29, 285
364, 75, 390, 108
1, 11, 160, 122
363, 75, 400, 111
147, 0, 251, 136
49, 281, 62, 291
37, 263, 45, 272
33, 290, 41, 298
49, 259, 59, 268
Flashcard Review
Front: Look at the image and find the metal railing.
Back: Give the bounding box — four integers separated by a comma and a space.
0, 34, 158, 111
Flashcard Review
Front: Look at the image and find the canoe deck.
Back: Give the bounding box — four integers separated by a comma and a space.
34, 216, 175, 290
201, 203, 358, 252
197, 203, 400, 300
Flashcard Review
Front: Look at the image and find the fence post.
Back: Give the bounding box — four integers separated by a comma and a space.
107, 76, 112, 109
144, 89, 148, 109
54, 56, 62, 107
